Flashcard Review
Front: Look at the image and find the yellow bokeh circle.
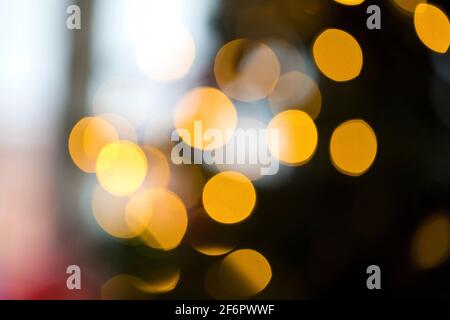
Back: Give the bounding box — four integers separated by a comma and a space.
174, 87, 237, 150
268, 71, 322, 120
188, 208, 237, 256
98, 113, 138, 143
91, 185, 148, 239
96, 141, 148, 196
267, 110, 318, 166
313, 28, 363, 82
136, 267, 181, 294
334, 0, 365, 5
101, 275, 150, 300
414, 3, 450, 54
68, 116, 118, 173
330, 119, 377, 176
219, 249, 272, 297
142, 146, 171, 189
124, 189, 154, 236
138, 188, 188, 251
214, 39, 280, 102
203, 171, 256, 224
412, 213, 450, 270
392, 0, 427, 14
169, 163, 205, 210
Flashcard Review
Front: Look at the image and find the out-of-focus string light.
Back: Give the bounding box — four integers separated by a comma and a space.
174, 87, 237, 150
143, 116, 175, 152
203, 171, 256, 224
218, 249, 272, 297
136, 266, 181, 294
264, 38, 306, 74
215, 117, 270, 181
214, 39, 280, 102
414, 3, 450, 54
98, 113, 138, 143
392, 0, 427, 14
205, 261, 234, 299
92, 77, 155, 128
412, 213, 450, 270
267, 110, 318, 166
124, 188, 154, 235
169, 163, 205, 209
137, 188, 188, 251
313, 29, 363, 82
334, 0, 365, 5
268, 71, 322, 120
101, 269, 180, 299
330, 120, 377, 176
188, 208, 238, 256
135, 24, 196, 82
68, 117, 118, 173
142, 146, 171, 188
91, 185, 147, 239
128, 0, 195, 82
101, 274, 151, 300
96, 141, 148, 196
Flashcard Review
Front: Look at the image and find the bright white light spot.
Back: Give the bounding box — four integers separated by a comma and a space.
128, 0, 195, 82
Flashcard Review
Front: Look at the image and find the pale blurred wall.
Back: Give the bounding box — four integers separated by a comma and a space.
0, 0, 70, 298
